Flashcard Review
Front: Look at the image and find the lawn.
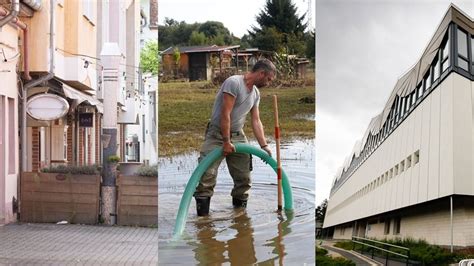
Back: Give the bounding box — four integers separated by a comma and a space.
158, 81, 315, 157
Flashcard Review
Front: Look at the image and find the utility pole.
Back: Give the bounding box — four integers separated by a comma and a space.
100, 43, 121, 225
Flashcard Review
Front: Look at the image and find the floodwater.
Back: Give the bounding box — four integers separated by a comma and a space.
158, 139, 315, 265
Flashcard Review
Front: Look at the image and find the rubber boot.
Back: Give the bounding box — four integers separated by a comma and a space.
195, 197, 211, 216
232, 197, 247, 208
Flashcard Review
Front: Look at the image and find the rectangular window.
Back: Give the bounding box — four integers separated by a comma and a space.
441, 31, 450, 73
424, 71, 431, 91
416, 83, 423, 99
406, 155, 412, 168
384, 220, 391, 235
457, 28, 469, 71
401, 97, 406, 117
400, 160, 405, 173
394, 217, 401, 235
411, 91, 416, 107
432, 56, 440, 82
414, 150, 420, 164
8, 98, 14, 174
394, 165, 398, 176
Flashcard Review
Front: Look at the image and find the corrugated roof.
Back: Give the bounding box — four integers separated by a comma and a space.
161, 45, 240, 55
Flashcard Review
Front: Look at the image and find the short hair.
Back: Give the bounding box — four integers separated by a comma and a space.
251, 59, 276, 74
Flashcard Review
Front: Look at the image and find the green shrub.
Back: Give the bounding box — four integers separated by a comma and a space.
334, 241, 353, 250
107, 155, 121, 163
316, 247, 355, 266
41, 164, 100, 175
135, 164, 158, 177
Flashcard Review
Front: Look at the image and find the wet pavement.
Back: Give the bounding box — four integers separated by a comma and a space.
0, 223, 158, 265
158, 139, 315, 265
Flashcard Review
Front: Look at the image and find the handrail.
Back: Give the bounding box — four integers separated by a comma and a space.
352, 240, 408, 258
352, 236, 410, 251
351, 236, 411, 265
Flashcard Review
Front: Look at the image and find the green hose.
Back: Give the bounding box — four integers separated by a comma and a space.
172, 143, 293, 238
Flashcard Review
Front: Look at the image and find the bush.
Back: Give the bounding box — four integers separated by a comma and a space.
41, 164, 100, 175
334, 241, 353, 250
316, 247, 355, 266
135, 164, 158, 177
107, 155, 121, 163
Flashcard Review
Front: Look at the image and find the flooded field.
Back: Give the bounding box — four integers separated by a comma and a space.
158, 139, 315, 265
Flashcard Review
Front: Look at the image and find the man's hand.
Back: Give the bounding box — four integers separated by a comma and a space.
223, 141, 235, 156
261, 145, 272, 157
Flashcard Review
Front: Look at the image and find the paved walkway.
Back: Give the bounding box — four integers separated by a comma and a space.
319, 240, 382, 266
0, 223, 158, 265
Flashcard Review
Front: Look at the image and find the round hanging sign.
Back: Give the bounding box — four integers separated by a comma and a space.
26, 94, 69, 121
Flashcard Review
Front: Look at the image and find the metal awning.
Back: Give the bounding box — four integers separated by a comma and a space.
62, 84, 104, 113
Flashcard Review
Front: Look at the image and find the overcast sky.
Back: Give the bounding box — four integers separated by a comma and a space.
158, 0, 315, 38
315, 0, 473, 206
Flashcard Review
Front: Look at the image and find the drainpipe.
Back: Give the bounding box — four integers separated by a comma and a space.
22, 0, 55, 171
0, 0, 19, 27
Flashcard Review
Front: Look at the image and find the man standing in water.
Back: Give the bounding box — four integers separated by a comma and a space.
194, 59, 276, 216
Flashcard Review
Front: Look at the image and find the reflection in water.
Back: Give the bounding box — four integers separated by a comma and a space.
159, 140, 315, 265
191, 210, 294, 265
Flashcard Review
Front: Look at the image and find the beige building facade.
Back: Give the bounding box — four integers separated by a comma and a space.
324, 5, 474, 248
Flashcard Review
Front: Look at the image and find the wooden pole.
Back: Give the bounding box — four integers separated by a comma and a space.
273, 95, 282, 211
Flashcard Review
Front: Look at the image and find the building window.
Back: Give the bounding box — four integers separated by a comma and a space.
471, 35, 474, 74
432, 56, 440, 82
406, 155, 412, 168
410, 91, 416, 107
424, 71, 431, 91
416, 83, 423, 100
441, 32, 450, 72
400, 160, 405, 173
384, 220, 391, 235
456, 28, 469, 71
394, 217, 401, 235
414, 150, 420, 164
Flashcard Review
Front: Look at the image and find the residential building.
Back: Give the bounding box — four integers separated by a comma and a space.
323, 5, 474, 248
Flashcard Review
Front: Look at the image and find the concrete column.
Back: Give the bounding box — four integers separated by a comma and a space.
100, 43, 121, 225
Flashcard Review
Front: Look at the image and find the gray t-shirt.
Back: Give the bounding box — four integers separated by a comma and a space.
210, 75, 260, 132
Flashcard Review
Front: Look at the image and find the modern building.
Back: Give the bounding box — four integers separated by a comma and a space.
323, 5, 474, 248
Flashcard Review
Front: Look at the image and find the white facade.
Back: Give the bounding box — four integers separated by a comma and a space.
324, 5, 474, 247
0, 23, 20, 224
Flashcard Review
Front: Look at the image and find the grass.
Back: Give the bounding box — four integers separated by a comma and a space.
316, 247, 355, 266
159, 81, 315, 157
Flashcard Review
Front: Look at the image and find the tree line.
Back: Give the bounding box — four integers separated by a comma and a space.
158, 0, 315, 62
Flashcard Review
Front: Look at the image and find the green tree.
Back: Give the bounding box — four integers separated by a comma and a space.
316, 199, 327, 223
189, 31, 208, 45
249, 0, 307, 55
305, 30, 315, 62
159, 18, 238, 48
140, 40, 158, 75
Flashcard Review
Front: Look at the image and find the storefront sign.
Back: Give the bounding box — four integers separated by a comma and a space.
79, 113, 93, 127
26, 94, 69, 121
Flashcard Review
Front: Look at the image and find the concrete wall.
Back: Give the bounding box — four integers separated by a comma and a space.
333, 225, 354, 240
325, 73, 474, 228
0, 24, 20, 224
362, 206, 474, 247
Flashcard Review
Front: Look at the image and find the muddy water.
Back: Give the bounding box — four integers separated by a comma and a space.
158, 139, 315, 265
